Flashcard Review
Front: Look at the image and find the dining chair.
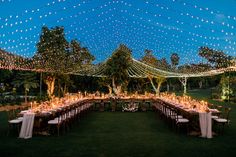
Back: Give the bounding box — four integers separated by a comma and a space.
174, 109, 189, 134
213, 107, 231, 134
48, 109, 66, 136
7, 109, 23, 136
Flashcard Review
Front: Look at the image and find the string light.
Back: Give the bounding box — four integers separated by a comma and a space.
0, 0, 235, 76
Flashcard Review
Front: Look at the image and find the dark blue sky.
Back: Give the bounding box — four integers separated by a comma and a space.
0, 0, 236, 64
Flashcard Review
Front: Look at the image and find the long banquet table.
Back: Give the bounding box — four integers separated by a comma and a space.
157, 97, 219, 138
18, 96, 219, 139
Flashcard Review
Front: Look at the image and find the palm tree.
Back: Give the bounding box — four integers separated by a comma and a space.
170, 53, 180, 69
12, 72, 39, 103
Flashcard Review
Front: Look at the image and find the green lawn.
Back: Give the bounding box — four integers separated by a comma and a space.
0, 89, 236, 157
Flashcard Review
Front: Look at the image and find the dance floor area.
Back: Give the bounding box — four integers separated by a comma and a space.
0, 108, 236, 157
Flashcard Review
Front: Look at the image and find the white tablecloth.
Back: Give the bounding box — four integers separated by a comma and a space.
199, 112, 212, 138
19, 112, 35, 139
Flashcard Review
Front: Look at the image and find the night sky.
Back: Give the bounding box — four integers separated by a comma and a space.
0, 0, 236, 64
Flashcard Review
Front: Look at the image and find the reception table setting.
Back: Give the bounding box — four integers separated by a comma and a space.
13, 92, 222, 139
157, 93, 220, 138
18, 93, 94, 139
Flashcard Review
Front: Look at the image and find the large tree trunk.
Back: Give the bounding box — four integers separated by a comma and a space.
60, 84, 67, 97
112, 76, 116, 94
111, 77, 125, 95
157, 82, 162, 96
167, 83, 170, 92
148, 77, 158, 95
45, 76, 56, 98
179, 77, 188, 95
198, 78, 204, 89
148, 77, 165, 96
199, 80, 203, 89
107, 85, 112, 95
116, 85, 122, 95
63, 84, 67, 96
112, 76, 119, 95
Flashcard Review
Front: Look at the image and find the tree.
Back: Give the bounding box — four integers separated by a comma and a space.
0, 69, 13, 83
0, 49, 25, 70
148, 75, 166, 95
140, 50, 166, 95
199, 46, 234, 100
179, 77, 188, 95
55, 74, 74, 97
170, 53, 180, 69
218, 72, 236, 101
68, 40, 95, 72
158, 58, 171, 70
105, 44, 132, 95
141, 49, 159, 66
12, 72, 39, 103
34, 26, 69, 98
57, 39, 95, 97
198, 46, 232, 68
141, 50, 170, 70
35, 26, 69, 72
97, 77, 113, 95
34, 27, 95, 98
178, 63, 213, 90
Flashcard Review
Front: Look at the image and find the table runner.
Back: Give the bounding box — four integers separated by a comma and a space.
199, 112, 212, 138
19, 112, 35, 139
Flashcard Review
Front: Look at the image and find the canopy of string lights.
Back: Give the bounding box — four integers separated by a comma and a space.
0, 0, 236, 78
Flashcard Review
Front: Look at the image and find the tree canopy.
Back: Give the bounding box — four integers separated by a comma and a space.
198, 46, 233, 68
33, 26, 95, 97
105, 44, 132, 86
170, 53, 180, 69
35, 26, 69, 73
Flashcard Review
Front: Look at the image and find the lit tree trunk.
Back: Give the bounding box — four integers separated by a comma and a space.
107, 85, 112, 95
112, 76, 116, 94
45, 76, 56, 98
199, 80, 203, 89
116, 85, 122, 95
148, 77, 158, 94
61, 84, 67, 97
157, 81, 162, 96
63, 84, 67, 95
148, 76, 165, 96
167, 82, 170, 92
179, 77, 188, 95
112, 76, 121, 95
184, 83, 187, 94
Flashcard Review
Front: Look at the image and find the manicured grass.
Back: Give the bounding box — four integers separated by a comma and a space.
0, 89, 236, 157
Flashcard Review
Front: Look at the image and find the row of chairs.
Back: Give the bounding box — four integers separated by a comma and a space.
153, 101, 190, 133
153, 101, 231, 135
48, 102, 93, 136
